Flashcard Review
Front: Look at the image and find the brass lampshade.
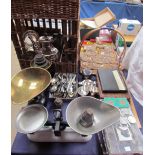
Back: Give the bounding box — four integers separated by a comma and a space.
11, 67, 51, 104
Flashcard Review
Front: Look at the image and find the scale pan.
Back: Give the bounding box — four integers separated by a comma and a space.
66, 96, 120, 135
16, 104, 48, 134
11, 67, 51, 104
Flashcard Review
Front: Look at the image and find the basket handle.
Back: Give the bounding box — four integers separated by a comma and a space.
79, 27, 127, 69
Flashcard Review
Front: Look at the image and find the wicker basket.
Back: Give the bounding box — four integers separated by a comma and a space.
79, 27, 127, 74
11, 0, 80, 73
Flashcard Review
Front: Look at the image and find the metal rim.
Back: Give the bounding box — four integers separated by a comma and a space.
30, 60, 52, 70
16, 104, 48, 134
11, 67, 51, 104
66, 96, 120, 135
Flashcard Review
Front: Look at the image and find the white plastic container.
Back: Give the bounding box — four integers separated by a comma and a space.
118, 19, 141, 35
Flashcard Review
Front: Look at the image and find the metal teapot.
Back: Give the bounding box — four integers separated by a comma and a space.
39, 35, 59, 62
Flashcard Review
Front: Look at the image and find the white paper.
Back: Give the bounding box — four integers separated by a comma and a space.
124, 146, 131, 152
112, 70, 126, 90
80, 20, 97, 29
95, 12, 113, 27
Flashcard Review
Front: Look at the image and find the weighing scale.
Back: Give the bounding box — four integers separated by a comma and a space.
11, 67, 120, 142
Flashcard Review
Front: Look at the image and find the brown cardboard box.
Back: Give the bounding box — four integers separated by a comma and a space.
80, 7, 116, 29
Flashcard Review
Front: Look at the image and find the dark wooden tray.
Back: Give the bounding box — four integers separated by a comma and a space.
96, 70, 130, 99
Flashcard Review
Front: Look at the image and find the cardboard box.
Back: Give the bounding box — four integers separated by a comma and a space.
118, 19, 141, 36
80, 7, 116, 29
125, 0, 142, 4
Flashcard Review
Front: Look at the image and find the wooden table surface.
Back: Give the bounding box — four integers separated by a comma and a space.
96, 71, 141, 129
129, 97, 141, 128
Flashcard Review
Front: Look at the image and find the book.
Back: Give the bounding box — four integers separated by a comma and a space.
103, 97, 130, 108
98, 69, 127, 93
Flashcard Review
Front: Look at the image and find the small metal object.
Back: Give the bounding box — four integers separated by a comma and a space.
30, 53, 52, 69
118, 126, 130, 137
54, 98, 63, 108
68, 86, 74, 98
50, 84, 58, 93
81, 79, 93, 86
23, 30, 40, 52
16, 104, 48, 134
79, 108, 94, 128
78, 79, 94, 96
120, 117, 128, 125
39, 36, 59, 62
90, 86, 98, 96
28, 93, 46, 106
128, 116, 136, 124
90, 81, 98, 96
51, 78, 58, 85
60, 85, 65, 93
78, 81, 83, 85
77, 86, 89, 96
82, 68, 92, 79
49, 73, 77, 98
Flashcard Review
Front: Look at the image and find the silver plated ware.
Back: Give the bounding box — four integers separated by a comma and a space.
77, 86, 89, 96
16, 104, 48, 134
66, 96, 120, 135
50, 84, 58, 92
49, 73, 77, 98
51, 78, 58, 85
82, 68, 92, 79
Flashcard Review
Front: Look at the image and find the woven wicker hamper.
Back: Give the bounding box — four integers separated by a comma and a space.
11, 0, 80, 73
